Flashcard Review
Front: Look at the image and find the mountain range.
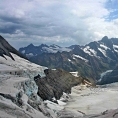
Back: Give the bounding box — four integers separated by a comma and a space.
1, 35, 118, 118
19, 36, 118, 80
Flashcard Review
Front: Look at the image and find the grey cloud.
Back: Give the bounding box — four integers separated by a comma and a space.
0, 0, 116, 48
0, 0, 84, 39
0, 24, 22, 34
0, 15, 23, 24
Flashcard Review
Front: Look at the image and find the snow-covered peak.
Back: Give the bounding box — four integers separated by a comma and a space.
19, 43, 72, 56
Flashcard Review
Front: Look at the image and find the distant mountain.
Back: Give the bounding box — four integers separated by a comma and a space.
19, 43, 72, 58
83, 36, 118, 64
0, 35, 27, 60
19, 36, 118, 80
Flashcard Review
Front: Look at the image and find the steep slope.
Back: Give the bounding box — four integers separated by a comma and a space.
0, 35, 27, 60
0, 53, 51, 118
83, 36, 118, 66
0, 36, 54, 118
34, 69, 84, 100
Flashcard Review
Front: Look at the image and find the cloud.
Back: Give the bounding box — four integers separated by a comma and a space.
0, 0, 118, 49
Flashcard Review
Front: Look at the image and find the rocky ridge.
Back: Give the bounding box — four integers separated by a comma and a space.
0, 35, 27, 60
34, 69, 94, 101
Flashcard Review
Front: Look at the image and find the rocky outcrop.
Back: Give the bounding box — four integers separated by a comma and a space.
34, 69, 94, 101
0, 35, 27, 60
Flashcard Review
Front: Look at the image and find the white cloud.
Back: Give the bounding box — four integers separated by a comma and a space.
0, 0, 118, 48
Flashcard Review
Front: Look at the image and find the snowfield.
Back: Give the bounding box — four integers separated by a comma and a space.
65, 83, 118, 115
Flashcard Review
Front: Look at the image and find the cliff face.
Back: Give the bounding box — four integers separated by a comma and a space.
0, 35, 27, 60
34, 69, 84, 100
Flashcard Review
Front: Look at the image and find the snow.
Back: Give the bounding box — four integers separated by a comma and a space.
65, 83, 118, 115
83, 46, 97, 56
0, 75, 28, 95
89, 48, 97, 56
73, 54, 88, 62
57, 100, 67, 106
0, 73, 47, 118
70, 72, 79, 77
113, 45, 118, 52
0, 64, 19, 71
98, 70, 113, 82
0, 53, 48, 118
0, 53, 47, 76
113, 44, 118, 49
42, 46, 71, 53
100, 44, 110, 50
26, 53, 34, 56
21, 50, 25, 54
42, 47, 57, 53
98, 48, 107, 57
83, 46, 91, 55
44, 100, 64, 111
68, 59, 71, 62
1, 52, 118, 117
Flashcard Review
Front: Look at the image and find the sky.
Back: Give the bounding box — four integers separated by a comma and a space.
0, 0, 118, 49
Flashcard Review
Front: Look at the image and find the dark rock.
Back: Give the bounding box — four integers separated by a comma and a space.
0, 35, 27, 60
34, 74, 41, 82
34, 69, 83, 100
0, 93, 16, 103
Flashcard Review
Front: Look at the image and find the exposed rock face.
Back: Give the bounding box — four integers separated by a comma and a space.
34, 69, 84, 100
0, 35, 27, 60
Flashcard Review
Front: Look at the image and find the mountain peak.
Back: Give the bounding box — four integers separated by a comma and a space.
28, 43, 34, 47
40, 44, 48, 47
101, 36, 109, 42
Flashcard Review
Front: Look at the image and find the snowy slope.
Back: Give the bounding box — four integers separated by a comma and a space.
63, 83, 118, 117
83, 36, 118, 61
0, 53, 71, 118
0, 53, 49, 118
19, 44, 71, 57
